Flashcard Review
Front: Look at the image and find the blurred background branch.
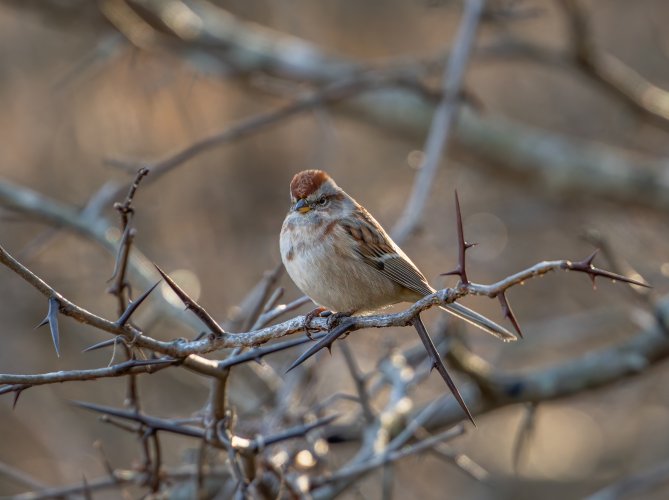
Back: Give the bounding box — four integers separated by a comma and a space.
1, 0, 669, 498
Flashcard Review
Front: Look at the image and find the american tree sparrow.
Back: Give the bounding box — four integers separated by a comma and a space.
280, 169, 516, 341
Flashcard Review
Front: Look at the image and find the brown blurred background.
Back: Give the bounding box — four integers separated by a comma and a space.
1, 0, 669, 498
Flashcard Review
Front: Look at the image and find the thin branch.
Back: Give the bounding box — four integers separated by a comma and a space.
0, 358, 176, 388
10, 465, 231, 500
228, 264, 283, 332
105, 74, 398, 193
0, 461, 47, 490
110, 0, 669, 210
392, 0, 485, 244
559, 0, 669, 129
0, 244, 648, 360
339, 342, 374, 424
512, 402, 539, 473
586, 457, 669, 500
310, 426, 465, 492
73, 400, 338, 453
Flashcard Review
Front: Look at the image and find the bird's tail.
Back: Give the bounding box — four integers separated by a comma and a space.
440, 302, 517, 342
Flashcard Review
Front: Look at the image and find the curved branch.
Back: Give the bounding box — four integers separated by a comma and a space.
0, 242, 646, 358
109, 0, 669, 211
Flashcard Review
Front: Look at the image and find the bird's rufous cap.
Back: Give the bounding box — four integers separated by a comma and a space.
290, 170, 331, 200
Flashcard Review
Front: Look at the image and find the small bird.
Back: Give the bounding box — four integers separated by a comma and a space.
280, 169, 516, 341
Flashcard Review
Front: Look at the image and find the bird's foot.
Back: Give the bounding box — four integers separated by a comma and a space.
326, 311, 352, 331
304, 307, 330, 340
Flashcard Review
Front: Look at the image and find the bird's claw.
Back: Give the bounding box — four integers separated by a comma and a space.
304, 307, 329, 340
303, 309, 353, 340
326, 311, 351, 331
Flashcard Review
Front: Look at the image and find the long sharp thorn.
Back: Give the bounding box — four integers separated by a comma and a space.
413, 315, 475, 426
155, 263, 226, 335
584, 249, 599, 267
71, 400, 137, 421
82, 337, 120, 353
154, 264, 190, 307
107, 223, 132, 284
116, 280, 160, 326
499, 292, 523, 339
35, 297, 61, 357
441, 269, 461, 277
13, 389, 23, 410
452, 190, 469, 284
286, 322, 351, 373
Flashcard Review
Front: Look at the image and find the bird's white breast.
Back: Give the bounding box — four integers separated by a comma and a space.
280, 214, 402, 312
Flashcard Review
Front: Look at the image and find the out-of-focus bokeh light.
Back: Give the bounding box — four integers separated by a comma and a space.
407, 150, 425, 170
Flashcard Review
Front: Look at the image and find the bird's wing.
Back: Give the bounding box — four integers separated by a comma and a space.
342, 205, 517, 342
341, 207, 433, 297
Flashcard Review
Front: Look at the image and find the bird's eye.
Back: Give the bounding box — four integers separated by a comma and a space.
317, 196, 328, 206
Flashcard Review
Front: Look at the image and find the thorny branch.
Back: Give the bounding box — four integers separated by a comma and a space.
0, 241, 647, 362
0, 152, 653, 496
95, 0, 669, 211
1, 1, 667, 498
107, 166, 150, 414
1, 215, 657, 496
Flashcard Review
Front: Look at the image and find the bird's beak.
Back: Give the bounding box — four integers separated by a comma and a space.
294, 199, 311, 213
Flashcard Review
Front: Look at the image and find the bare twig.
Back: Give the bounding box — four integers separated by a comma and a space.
10, 465, 231, 500
339, 342, 374, 424
105, 74, 399, 192
559, 0, 669, 129
229, 264, 283, 332
0, 461, 47, 490
73, 400, 338, 452
512, 402, 539, 472
310, 426, 465, 492
101, 1, 669, 210
586, 457, 669, 500
0, 358, 176, 390
108, 167, 149, 309
392, 0, 486, 244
